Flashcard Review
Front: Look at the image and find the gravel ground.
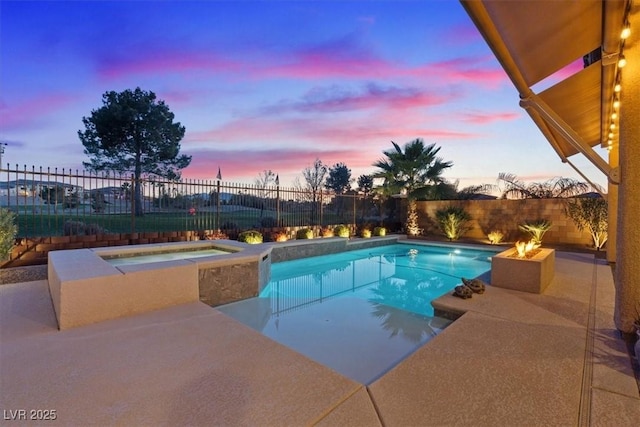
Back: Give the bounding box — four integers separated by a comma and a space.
0, 265, 48, 285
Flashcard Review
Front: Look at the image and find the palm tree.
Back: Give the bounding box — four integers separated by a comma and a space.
497, 173, 591, 199
373, 139, 453, 200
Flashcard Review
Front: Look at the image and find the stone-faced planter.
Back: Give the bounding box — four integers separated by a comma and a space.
491, 247, 555, 294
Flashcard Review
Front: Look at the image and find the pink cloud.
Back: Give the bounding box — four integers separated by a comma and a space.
0, 93, 76, 131
262, 83, 450, 115
182, 147, 369, 182
461, 111, 521, 125
414, 57, 508, 88
184, 110, 478, 159
97, 49, 240, 81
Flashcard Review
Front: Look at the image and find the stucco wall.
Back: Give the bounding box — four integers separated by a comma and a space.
416, 199, 594, 247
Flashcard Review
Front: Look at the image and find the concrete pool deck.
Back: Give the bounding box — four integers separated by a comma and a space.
1, 251, 639, 425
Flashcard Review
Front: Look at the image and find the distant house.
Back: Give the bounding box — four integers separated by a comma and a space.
0, 179, 84, 198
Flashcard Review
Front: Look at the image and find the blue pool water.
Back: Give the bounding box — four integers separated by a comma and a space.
218, 242, 496, 384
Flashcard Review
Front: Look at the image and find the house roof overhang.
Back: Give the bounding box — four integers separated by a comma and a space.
460, 0, 631, 184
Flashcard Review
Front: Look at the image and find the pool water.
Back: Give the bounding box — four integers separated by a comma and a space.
218, 243, 495, 384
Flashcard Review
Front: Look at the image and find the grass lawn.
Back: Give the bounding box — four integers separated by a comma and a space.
14, 209, 355, 237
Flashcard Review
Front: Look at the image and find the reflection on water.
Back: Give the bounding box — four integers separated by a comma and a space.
218, 296, 451, 384
218, 244, 493, 384
262, 245, 492, 318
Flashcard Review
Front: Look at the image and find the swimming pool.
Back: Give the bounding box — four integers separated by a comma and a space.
218, 242, 496, 384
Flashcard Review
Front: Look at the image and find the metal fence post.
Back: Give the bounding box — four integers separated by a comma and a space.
130, 175, 135, 233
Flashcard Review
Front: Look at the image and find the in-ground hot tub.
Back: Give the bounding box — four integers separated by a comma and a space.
101, 246, 232, 266
48, 240, 271, 330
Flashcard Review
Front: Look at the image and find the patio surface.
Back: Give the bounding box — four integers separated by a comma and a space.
1, 251, 639, 425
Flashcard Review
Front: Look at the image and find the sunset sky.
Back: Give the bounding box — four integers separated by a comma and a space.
0, 0, 609, 191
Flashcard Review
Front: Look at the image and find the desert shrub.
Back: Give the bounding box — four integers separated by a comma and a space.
519, 219, 552, 245
360, 228, 372, 238
373, 226, 387, 237
435, 206, 471, 241
296, 228, 314, 239
566, 198, 608, 250
487, 230, 504, 244
259, 216, 278, 228
238, 230, 263, 244
333, 224, 350, 238
0, 208, 18, 261
320, 227, 334, 238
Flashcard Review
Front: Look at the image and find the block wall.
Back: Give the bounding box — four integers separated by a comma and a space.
416, 199, 593, 246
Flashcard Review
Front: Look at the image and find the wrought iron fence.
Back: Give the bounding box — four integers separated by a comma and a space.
1, 165, 380, 238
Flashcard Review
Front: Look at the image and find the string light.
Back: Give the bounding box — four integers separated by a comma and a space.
621, 25, 631, 39
605, 10, 631, 151
618, 55, 627, 67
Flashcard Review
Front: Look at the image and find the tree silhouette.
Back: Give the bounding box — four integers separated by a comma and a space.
79, 87, 190, 216
373, 138, 453, 200
497, 173, 590, 199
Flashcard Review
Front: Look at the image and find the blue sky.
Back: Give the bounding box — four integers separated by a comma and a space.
0, 0, 608, 190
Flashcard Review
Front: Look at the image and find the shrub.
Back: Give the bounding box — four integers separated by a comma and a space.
0, 208, 18, 261
296, 228, 314, 239
487, 230, 504, 244
519, 219, 552, 246
406, 199, 422, 236
271, 231, 288, 242
201, 230, 229, 240
360, 228, 372, 238
435, 206, 471, 241
373, 226, 387, 237
320, 227, 334, 238
333, 224, 350, 238
566, 198, 608, 250
238, 230, 263, 244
